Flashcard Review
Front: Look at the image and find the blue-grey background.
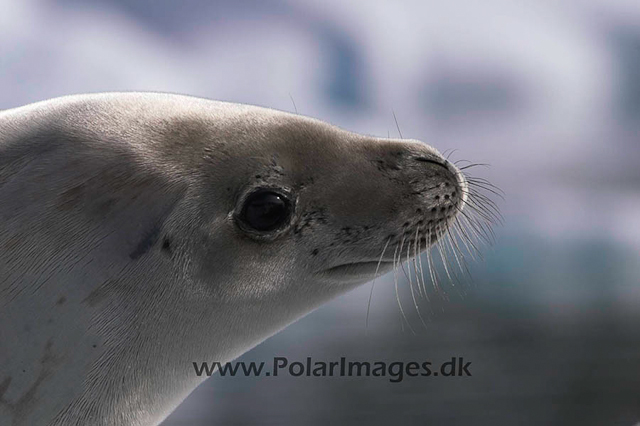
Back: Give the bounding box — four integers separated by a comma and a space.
2, 1, 639, 425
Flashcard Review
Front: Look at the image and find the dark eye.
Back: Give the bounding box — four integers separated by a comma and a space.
239, 190, 292, 232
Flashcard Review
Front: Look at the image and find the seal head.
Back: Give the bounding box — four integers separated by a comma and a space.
0, 93, 475, 426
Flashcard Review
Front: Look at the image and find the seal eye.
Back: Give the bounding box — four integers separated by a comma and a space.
240, 190, 291, 232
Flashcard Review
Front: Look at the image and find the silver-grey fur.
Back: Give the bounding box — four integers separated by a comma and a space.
0, 92, 472, 425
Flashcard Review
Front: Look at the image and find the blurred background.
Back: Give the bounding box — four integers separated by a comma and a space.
2, 0, 639, 424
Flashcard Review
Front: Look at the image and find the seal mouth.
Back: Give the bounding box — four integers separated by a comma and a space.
318, 261, 395, 281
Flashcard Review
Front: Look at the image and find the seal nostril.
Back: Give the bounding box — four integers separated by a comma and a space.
415, 157, 447, 168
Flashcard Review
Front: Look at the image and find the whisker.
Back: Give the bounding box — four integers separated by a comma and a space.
394, 235, 415, 334
392, 111, 403, 139
459, 163, 490, 170
444, 223, 469, 280
452, 208, 486, 259
436, 231, 454, 288
467, 180, 505, 200
365, 237, 391, 332
426, 224, 441, 294
404, 238, 429, 330
459, 195, 500, 227
414, 227, 427, 299
452, 217, 480, 260
367, 154, 501, 333
288, 93, 298, 114
454, 204, 493, 247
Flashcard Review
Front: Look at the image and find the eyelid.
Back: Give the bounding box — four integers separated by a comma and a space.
232, 186, 297, 240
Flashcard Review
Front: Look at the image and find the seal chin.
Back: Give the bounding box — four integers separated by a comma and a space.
317, 261, 396, 282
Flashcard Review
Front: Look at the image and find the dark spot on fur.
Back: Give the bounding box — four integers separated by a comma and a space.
374, 159, 401, 172
56, 183, 85, 211
56, 296, 66, 305
293, 208, 327, 235
130, 224, 161, 260
0, 376, 12, 399
312, 249, 319, 256
5, 338, 61, 421
83, 279, 116, 307
93, 197, 117, 215
162, 238, 172, 254
92, 344, 97, 348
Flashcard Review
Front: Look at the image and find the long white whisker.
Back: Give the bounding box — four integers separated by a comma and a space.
405, 238, 428, 330
365, 238, 391, 332
416, 229, 430, 303
394, 235, 415, 334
